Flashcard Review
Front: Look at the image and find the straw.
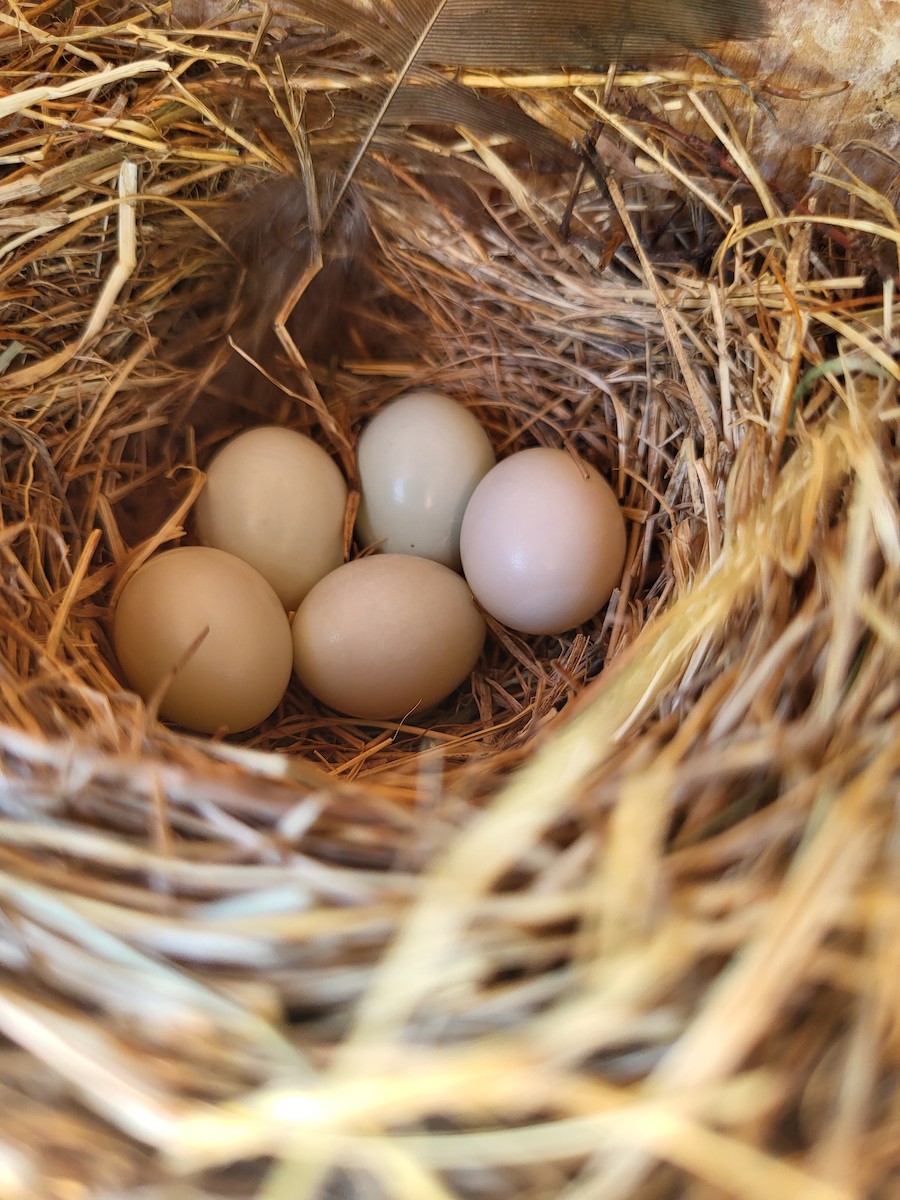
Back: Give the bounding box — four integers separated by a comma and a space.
0, 4, 897, 1197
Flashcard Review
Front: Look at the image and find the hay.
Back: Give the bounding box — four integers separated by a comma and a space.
0, 2, 898, 1197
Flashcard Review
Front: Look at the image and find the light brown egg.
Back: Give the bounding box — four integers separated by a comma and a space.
113, 546, 293, 734
292, 554, 486, 720
459, 447, 626, 635
195, 425, 347, 611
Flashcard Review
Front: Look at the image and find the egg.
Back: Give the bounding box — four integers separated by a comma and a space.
292, 554, 486, 720
113, 546, 293, 734
355, 389, 495, 570
459, 447, 626, 635
194, 425, 347, 611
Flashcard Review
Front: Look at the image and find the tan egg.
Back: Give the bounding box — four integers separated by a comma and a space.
113, 546, 293, 734
459, 447, 626, 635
292, 554, 486, 720
195, 425, 347, 611
355, 389, 495, 570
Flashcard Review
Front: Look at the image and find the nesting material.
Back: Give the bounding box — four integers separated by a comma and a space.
0, 4, 898, 1199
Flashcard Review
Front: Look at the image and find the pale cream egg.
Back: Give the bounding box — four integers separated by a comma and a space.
195, 425, 347, 611
459, 447, 626, 635
355, 389, 495, 570
292, 553, 486, 720
113, 546, 293, 734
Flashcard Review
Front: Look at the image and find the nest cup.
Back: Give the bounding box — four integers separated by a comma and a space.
0, 4, 898, 1198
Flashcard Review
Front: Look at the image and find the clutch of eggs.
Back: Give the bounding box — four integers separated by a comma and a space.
113, 394, 627, 732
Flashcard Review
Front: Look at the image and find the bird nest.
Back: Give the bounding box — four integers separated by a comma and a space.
0, 3, 898, 1198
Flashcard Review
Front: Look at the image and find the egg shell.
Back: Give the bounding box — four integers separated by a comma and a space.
113, 546, 293, 734
355, 389, 495, 570
292, 554, 486, 721
459, 447, 626, 635
194, 425, 347, 611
